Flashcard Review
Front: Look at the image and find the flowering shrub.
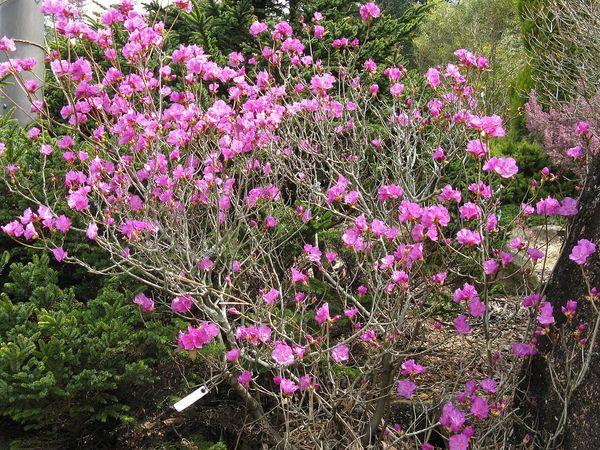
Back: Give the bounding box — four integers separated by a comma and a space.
526, 90, 599, 172
0, 1, 598, 448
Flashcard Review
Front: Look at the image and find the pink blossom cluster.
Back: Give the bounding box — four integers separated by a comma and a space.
0, 1, 597, 447
177, 322, 220, 350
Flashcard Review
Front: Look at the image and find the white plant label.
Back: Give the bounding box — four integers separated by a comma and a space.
173, 385, 208, 412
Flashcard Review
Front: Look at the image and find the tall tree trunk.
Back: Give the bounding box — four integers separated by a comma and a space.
516, 154, 600, 449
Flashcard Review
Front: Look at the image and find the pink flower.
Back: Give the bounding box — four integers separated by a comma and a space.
238, 370, 252, 388
291, 267, 308, 283
272, 341, 295, 366
359, 2, 381, 21
363, 58, 377, 72
567, 145, 583, 158
431, 272, 447, 285
527, 247, 544, 262
314, 24, 325, 39
172, 295, 193, 313
133, 293, 154, 312
433, 146, 446, 161
449, 433, 470, 450
477, 56, 489, 70
52, 247, 68, 262
454, 315, 471, 334
57, 135, 74, 149
0, 36, 16, 52
537, 301, 555, 327
459, 202, 480, 220
261, 288, 281, 305
456, 229, 482, 246
471, 396, 489, 419
121, 220, 159, 241
27, 128, 41, 140
467, 139, 487, 158
331, 344, 350, 363
67, 189, 89, 211
24, 223, 37, 240
235, 324, 272, 345
426, 68, 441, 88
390, 83, 405, 96
310, 73, 336, 93
174, 0, 192, 12
483, 157, 518, 178
2, 220, 24, 237
177, 323, 220, 350
54, 215, 72, 233
576, 121, 590, 136
523, 293, 542, 308
484, 259, 499, 275
469, 298, 486, 318
279, 378, 298, 395
453, 283, 478, 302
396, 379, 417, 398
86, 222, 98, 240
536, 196, 561, 216
559, 197, 578, 216
440, 402, 466, 432
428, 98, 443, 116
401, 359, 425, 375
522, 203, 535, 216
561, 300, 577, 319
299, 374, 317, 391
569, 239, 596, 265
439, 185, 461, 203
360, 329, 377, 343
226, 348, 241, 362
315, 302, 330, 325
486, 214, 498, 232
344, 307, 358, 319
470, 114, 505, 137
265, 215, 277, 228
249, 21, 268, 36
481, 378, 497, 394
24, 79, 39, 93
512, 342, 537, 357
304, 244, 322, 262
274, 21, 293, 37
197, 256, 214, 271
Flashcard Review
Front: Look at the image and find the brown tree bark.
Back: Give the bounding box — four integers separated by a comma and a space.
516, 154, 600, 449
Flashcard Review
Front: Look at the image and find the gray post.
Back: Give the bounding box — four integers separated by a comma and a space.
0, 0, 45, 125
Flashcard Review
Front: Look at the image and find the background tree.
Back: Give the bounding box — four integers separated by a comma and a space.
516, 1, 600, 448
414, 0, 525, 115
517, 0, 600, 107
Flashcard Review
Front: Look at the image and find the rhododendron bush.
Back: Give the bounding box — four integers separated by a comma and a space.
0, 1, 598, 448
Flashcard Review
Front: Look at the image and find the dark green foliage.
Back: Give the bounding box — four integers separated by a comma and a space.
301, 0, 429, 67
491, 138, 575, 205
506, 64, 533, 138
149, 0, 428, 70
0, 254, 180, 447
146, 0, 258, 63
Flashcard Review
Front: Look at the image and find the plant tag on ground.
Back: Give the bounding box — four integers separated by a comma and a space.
173, 385, 208, 411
